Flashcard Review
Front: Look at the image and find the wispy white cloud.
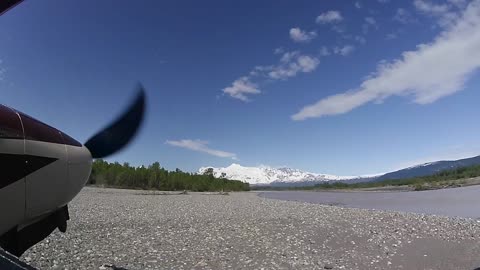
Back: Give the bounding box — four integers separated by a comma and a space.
414, 0, 450, 15
274, 47, 284, 55
267, 51, 320, 80
0, 60, 5, 81
331, 24, 346, 33
289, 27, 317, 43
166, 139, 237, 159
355, 1, 362, 9
413, 0, 459, 27
333, 45, 355, 56
393, 8, 416, 24
316, 11, 343, 24
386, 33, 398, 40
319, 46, 331, 56
222, 77, 260, 102
223, 51, 320, 101
292, 0, 480, 121
365, 17, 377, 25
448, 0, 467, 8
362, 16, 378, 34
354, 35, 367, 44
378, 0, 390, 3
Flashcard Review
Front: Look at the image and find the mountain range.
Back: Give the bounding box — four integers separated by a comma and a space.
198, 155, 480, 186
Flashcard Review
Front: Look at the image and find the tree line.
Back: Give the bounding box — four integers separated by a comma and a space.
87, 160, 249, 192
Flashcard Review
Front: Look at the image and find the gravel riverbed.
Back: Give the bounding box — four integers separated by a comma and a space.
21, 187, 480, 270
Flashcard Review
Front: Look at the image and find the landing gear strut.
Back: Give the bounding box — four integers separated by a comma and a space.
0, 206, 70, 257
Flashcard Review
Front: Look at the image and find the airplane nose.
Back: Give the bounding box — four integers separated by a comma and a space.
66, 144, 92, 202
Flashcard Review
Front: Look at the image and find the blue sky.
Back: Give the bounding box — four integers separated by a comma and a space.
1, 0, 480, 175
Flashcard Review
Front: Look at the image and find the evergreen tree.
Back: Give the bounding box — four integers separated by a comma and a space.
88, 160, 249, 192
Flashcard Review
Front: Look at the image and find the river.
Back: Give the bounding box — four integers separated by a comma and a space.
258, 185, 480, 219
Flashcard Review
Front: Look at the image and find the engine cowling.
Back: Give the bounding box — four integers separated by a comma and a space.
0, 105, 92, 236
0, 86, 145, 257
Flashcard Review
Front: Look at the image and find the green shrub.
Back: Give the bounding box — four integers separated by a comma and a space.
413, 183, 427, 191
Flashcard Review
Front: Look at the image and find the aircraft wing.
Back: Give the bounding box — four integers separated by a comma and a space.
0, 249, 37, 270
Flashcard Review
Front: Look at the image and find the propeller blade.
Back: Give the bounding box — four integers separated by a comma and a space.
84, 84, 146, 159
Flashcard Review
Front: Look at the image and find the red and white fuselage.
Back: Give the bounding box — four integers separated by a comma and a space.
0, 104, 92, 236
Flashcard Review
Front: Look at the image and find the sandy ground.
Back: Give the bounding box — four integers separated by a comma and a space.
20, 187, 480, 270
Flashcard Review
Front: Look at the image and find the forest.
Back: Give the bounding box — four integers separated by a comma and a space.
87, 160, 249, 192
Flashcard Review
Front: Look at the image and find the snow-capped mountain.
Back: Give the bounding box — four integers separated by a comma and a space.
198, 163, 380, 185
198, 155, 480, 186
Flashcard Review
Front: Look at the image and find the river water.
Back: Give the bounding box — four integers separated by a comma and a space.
258, 185, 480, 218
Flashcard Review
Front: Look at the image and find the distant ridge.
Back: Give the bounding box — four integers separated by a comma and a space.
374, 155, 480, 181
199, 155, 480, 186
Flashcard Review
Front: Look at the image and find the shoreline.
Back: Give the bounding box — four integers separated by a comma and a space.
253, 176, 480, 192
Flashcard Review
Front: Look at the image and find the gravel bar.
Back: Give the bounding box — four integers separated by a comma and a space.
21, 187, 480, 270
